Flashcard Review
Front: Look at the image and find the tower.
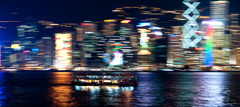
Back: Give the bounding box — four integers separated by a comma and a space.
210, 0, 230, 65
182, 0, 202, 48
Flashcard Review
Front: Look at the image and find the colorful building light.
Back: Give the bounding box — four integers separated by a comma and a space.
104, 20, 116, 23
23, 50, 30, 53
0, 44, 2, 66
11, 44, 20, 49
137, 28, 151, 55
32, 48, 39, 52
121, 20, 131, 24
202, 21, 223, 26
205, 25, 214, 66
55, 33, 72, 70
195, 48, 203, 51
137, 50, 151, 55
81, 23, 93, 26
109, 52, 123, 66
110, 44, 123, 46
137, 22, 151, 27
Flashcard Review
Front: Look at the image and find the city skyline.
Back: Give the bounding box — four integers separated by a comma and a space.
0, 0, 239, 71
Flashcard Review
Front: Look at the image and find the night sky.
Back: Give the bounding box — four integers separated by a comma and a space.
0, 0, 239, 41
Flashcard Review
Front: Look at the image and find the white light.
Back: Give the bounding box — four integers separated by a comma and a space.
154, 31, 163, 36
202, 21, 223, 26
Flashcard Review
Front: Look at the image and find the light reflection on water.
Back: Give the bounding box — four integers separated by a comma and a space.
73, 85, 135, 106
0, 72, 5, 106
0, 72, 240, 106
48, 72, 76, 107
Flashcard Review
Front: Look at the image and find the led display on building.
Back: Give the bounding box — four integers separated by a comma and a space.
55, 33, 72, 70
109, 52, 123, 66
137, 28, 151, 55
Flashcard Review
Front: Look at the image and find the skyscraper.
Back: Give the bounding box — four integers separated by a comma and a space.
210, 0, 230, 65
182, 0, 202, 48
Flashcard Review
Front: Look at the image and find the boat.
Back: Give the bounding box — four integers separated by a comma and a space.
72, 73, 138, 86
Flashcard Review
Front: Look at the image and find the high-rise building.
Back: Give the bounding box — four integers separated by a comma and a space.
80, 22, 103, 68
39, 37, 54, 67
55, 33, 73, 70
210, 0, 230, 66
167, 26, 185, 67
182, 0, 202, 48
229, 14, 240, 65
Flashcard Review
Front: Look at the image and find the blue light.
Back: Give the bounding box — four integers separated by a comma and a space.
138, 22, 151, 27
32, 48, 39, 52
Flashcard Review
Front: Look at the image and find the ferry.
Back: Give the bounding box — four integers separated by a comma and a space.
72, 73, 138, 86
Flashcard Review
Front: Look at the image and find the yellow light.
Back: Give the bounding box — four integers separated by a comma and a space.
55, 33, 72, 70
104, 20, 116, 22
104, 80, 112, 83
11, 44, 20, 49
121, 20, 131, 24
137, 50, 151, 55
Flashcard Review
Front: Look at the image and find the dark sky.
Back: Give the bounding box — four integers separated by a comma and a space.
0, 0, 239, 41
0, 0, 239, 23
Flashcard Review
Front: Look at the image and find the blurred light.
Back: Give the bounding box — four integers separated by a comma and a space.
137, 22, 151, 27
110, 44, 122, 46
137, 50, 151, 55
149, 27, 161, 30
195, 48, 203, 51
121, 20, 131, 24
217, 1, 227, 3
202, 21, 223, 26
50, 23, 59, 26
109, 52, 123, 66
23, 50, 30, 53
205, 25, 214, 66
11, 44, 20, 49
32, 48, 39, 52
112, 10, 120, 12
85, 32, 94, 34
81, 23, 93, 26
55, 33, 72, 70
153, 31, 162, 36
104, 20, 116, 22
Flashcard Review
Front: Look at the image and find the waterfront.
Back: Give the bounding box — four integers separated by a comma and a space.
0, 72, 240, 106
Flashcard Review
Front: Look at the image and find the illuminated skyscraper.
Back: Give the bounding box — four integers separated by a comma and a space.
39, 37, 54, 66
210, 0, 230, 65
229, 14, 240, 65
210, 0, 229, 26
55, 33, 72, 70
167, 26, 185, 67
182, 0, 202, 48
137, 22, 152, 69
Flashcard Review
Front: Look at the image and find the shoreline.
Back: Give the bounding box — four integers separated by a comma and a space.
1, 70, 240, 72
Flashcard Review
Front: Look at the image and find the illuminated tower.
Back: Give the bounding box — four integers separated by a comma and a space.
55, 33, 72, 70
182, 0, 202, 48
210, 0, 230, 65
182, 0, 203, 68
137, 22, 152, 69
210, 0, 229, 26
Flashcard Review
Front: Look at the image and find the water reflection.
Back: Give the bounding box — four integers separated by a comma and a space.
74, 85, 135, 92
192, 72, 227, 106
48, 72, 76, 106
1, 72, 240, 106
74, 85, 135, 106
0, 72, 5, 106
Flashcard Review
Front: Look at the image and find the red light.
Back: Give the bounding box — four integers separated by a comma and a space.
195, 48, 203, 51
110, 44, 122, 46
81, 23, 93, 26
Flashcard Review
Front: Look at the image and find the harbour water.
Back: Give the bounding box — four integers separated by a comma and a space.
0, 71, 240, 106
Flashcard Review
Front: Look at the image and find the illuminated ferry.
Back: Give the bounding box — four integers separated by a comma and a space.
72, 73, 138, 86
